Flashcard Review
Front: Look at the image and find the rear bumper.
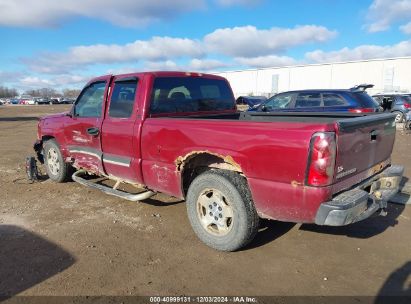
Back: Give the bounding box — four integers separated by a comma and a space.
315, 165, 404, 226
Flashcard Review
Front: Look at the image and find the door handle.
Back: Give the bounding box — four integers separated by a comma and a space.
87, 127, 100, 136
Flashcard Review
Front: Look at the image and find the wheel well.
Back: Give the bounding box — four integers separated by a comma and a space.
180, 152, 243, 196
42, 135, 55, 142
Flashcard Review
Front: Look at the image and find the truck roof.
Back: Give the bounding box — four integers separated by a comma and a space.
87, 71, 226, 85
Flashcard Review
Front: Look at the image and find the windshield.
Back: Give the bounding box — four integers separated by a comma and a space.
263, 93, 294, 110
150, 77, 235, 114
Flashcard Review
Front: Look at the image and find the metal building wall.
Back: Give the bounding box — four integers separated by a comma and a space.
215, 57, 411, 98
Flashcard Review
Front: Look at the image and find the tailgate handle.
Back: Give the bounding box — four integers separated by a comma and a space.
370, 130, 378, 141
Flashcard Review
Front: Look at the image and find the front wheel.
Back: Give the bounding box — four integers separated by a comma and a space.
186, 170, 259, 251
43, 139, 70, 182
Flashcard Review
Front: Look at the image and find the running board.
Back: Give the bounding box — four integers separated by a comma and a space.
72, 170, 156, 202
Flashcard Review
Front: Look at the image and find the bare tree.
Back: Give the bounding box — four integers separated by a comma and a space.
62, 89, 81, 99
0, 86, 18, 98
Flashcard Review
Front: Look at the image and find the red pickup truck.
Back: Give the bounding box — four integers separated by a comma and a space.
34, 71, 403, 251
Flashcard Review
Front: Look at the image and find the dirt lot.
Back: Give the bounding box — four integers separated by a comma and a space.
0, 105, 410, 298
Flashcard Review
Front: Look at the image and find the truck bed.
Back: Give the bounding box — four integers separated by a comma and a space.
142, 112, 396, 222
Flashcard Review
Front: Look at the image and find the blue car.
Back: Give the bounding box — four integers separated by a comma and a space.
251, 85, 382, 114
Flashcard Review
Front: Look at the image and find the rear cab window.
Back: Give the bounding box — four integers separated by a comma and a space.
150, 77, 235, 115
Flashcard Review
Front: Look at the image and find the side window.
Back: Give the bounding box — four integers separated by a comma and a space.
264, 93, 293, 110
323, 93, 346, 107
295, 93, 321, 108
74, 82, 106, 117
109, 80, 138, 118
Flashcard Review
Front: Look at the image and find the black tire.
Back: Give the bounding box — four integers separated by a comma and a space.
43, 139, 70, 182
186, 169, 259, 251
393, 111, 404, 123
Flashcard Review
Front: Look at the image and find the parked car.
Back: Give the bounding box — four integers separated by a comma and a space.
34, 97, 52, 105
33, 72, 402, 251
19, 95, 35, 105
236, 96, 267, 110
61, 98, 76, 104
10, 98, 20, 104
251, 85, 382, 114
372, 93, 411, 122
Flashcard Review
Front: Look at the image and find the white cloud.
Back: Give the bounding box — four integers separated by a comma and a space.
19, 76, 54, 87
23, 25, 335, 74
235, 55, 297, 68
0, 0, 205, 28
204, 25, 337, 57
143, 60, 180, 71
0, 71, 24, 83
16, 74, 92, 89
188, 58, 229, 70
22, 37, 204, 74
365, 0, 411, 32
305, 40, 411, 63
400, 22, 411, 34
142, 59, 229, 72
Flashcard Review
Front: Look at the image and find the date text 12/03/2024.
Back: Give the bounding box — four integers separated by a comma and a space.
149, 296, 257, 303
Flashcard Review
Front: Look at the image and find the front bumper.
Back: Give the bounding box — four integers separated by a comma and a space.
33, 139, 44, 164
315, 165, 404, 226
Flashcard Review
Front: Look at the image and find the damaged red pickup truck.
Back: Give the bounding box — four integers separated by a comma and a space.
34, 71, 404, 251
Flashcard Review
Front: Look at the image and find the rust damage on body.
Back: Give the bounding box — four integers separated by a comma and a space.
175, 150, 242, 173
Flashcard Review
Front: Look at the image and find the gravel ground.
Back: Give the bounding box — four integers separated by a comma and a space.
0, 105, 410, 298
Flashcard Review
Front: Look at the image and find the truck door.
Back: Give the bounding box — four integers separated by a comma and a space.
64, 76, 111, 174
101, 76, 143, 183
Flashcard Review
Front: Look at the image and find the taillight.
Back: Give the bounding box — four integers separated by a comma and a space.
348, 108, 375, 113
306, 132, 336, 187
404, 103, 411, 109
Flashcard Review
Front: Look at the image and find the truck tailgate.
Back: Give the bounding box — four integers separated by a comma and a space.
333, 113, 396, 192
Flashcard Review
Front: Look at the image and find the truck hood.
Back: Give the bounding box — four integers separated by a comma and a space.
40, 112, 68, 121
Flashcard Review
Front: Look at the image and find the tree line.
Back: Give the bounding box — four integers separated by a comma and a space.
0, 86, 18, 98
0, 86, 81, 99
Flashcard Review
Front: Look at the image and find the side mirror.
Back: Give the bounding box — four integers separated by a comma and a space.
66, 106, 75, 118
261, 105, 267, 112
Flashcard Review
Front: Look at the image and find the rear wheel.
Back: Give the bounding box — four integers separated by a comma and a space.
393, 111, 404, 123
43, 139, 70, 182
186, 170, 259, 251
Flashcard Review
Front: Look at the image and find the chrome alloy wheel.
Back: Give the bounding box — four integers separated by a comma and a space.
47, 147, 60, 176
196, 188, 234, 236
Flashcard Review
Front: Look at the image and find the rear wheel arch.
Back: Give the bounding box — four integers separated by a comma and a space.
178, 151, 245, 197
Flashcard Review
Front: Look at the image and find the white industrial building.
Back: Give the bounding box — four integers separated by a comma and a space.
215, 56, 411, 98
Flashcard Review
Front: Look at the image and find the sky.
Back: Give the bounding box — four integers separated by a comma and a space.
1, 0, 411, 92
